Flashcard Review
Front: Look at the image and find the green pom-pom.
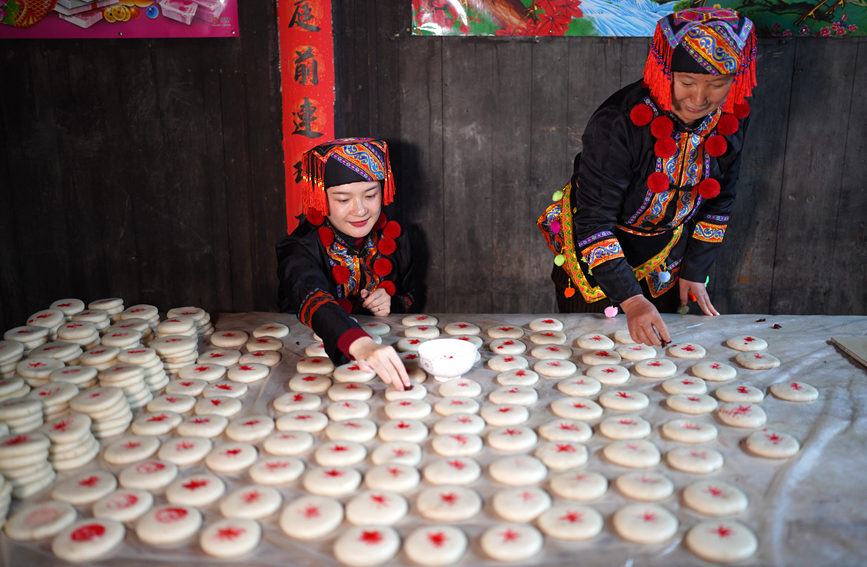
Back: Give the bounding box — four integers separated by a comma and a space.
554, 254, 565, 267
552, 190, 563, 201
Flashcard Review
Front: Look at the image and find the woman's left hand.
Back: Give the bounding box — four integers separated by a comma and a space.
679, 278, 720, 316
361, 288, 392, 317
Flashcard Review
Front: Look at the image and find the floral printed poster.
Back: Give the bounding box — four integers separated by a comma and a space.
0, 0, 238, 38
411, 0, 863, 38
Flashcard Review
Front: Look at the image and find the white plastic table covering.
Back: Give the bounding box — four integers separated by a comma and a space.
2, 312, 866, 567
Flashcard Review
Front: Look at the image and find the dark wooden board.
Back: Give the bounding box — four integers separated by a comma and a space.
0, 3, 865, 328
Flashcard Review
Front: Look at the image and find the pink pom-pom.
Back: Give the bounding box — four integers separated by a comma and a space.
551, 220, 561, 234
604, 306, 619, 318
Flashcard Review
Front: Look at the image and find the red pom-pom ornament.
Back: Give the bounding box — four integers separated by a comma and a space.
647, 172, 670, 194
733, 102, 750, 120
630, 104, 654, 127
654, 137, 677, 159
337, 298, 352, 313
379, 280, 396, 296
717, 114, 739, 136
332, 265, 351, 285
374, 258, 392, 277
377, 237, 397, 255
650, 116, 673, 139
374, 214, 388, 231
705, 135, 727, 157
383, 220, 401, 239
318, 226, 334, 247
306, 209, 325, 226
698, 178, 721, 199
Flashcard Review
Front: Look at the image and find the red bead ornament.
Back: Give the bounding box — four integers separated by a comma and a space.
705, 135, 727, 157
650, 116, 673, 139
377, 237, 397, 255
733, 102, 750, 120
332, 265, 351, 285
647, 172, 670, 193
630, 103, 654, 127
379, 280, 396, 296
698, 178, 721, 199
318, 226, 334, 247
337, 298, 353, 313
374, 214, 388, 231
717, 114, 739, 136
654, 137, 677, 159
307, 209, 325, 226
374, 258, 392, 277
383, 220, 401, 239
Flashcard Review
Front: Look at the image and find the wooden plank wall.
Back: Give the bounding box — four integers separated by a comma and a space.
1, 1, 864, 331
338, 1, 867, 316
0, 2, 286, 330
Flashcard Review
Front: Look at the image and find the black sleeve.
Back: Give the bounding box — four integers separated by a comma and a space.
275, 230, 362, 365
572, 106, 644, 303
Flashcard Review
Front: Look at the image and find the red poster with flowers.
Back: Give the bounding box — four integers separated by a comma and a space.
278, 0, 336, 233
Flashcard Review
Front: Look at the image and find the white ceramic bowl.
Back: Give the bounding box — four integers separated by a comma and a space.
418, 338, 478, 382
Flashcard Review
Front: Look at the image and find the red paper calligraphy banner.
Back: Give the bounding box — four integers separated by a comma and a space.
278, 0, 335, 233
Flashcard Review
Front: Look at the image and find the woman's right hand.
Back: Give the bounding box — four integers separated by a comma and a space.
348, 336, 411, 391
619, 294, 671, 347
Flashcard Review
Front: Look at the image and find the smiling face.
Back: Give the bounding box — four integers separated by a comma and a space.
326, 180, 382, 238
670, 72, 735, 125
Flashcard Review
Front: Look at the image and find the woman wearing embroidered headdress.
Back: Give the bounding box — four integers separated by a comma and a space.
276, 138, 416, 390
538, 8, 757, 347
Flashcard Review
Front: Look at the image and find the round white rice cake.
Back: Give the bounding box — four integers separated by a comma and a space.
769, 380, 818, 402
614, 471, 673, 502
661, 418, 718, 444
725, 335, 767, 351
715, 383, 764, 403
603, 440, 660, 468
682, 479, 748, 516
548, 471, 607, 501
537, 504, 603, 541
574, 332, 614, 350
734, 351, 781, 370
279, 495, 343, 540
666, 446, 724, 474
480, 523, 543, 562
685, 520, 758, 563
745, 428, 800, 458
585, 364, 630, 385
612, 503, 677, 544
717, 402, 767, 428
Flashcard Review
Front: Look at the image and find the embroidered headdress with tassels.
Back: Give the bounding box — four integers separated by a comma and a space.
301, 137, 396, 218
644, 8, 757, 115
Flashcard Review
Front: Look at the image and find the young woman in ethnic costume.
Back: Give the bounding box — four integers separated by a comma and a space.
277, 138, 415, 390
538, 8, 757, 347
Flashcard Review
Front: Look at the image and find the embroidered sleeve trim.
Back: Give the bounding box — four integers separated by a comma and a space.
299, 288, 337, 328
700, 213, 730, 223
577, 231, 615, 248
693, 221, 727, 243
581, 237, 625, 269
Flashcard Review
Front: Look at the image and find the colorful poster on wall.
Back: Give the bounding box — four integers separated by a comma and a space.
278, 0, 336, 233
0, 0, 238, 38
411, 0, 864, 38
